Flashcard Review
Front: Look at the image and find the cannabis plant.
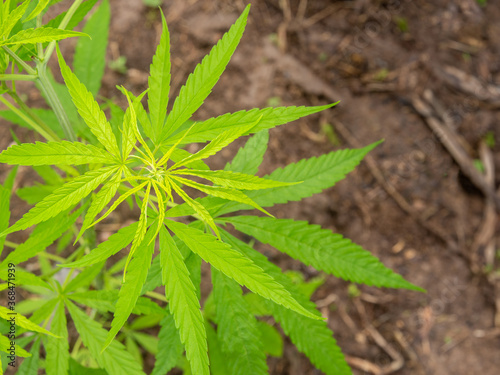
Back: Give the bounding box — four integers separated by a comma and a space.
0, 1, 422, 374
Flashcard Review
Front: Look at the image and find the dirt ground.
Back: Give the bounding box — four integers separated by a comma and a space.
2, 0, 500, 374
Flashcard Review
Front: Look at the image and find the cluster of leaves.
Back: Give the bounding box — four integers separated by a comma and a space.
0, 1, 422, 375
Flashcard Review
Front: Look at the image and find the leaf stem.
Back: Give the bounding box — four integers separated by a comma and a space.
3, 240, 18, 248
36, 66, 77, 141
43, 0, 85, 65
145, 291, 168, 302
0, 94, 60, 141
0, 74, 37, 81
38, 251, 66, 263
1, 46, 36, 75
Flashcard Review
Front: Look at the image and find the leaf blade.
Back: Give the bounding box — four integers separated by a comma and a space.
148, 10, 171, 144
212, 268, 268, 375
66, 300, 145, 375
73, 0, 110, 96
45, 300, 69, 375
159, 5, 250, 142
102, 226, 156, 351
57, 46, 120, 157
0, 166, 117, 237
1, 27, 85, 46
167, 103, 336, 145
160, 227, 209, 375
226, 216, 423, 291
220, 229, 351, 375
165, 220, 319, 320
173, 169, 297, 190
0, 141, 116, 166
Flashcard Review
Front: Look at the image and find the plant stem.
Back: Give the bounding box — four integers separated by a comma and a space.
61, 268, 76, 290
43, 0, 85, 65
0, 74, 37, 81
36, 66, 77, 141
0, 95, 60, 141
1, 46, 36, 75
38, 251, 66, 263
3, 240, 18, 248
145, 291, 168, 303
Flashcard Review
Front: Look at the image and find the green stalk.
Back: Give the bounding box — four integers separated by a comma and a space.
8, 90, 61, 141
36, 67, 76, 141
0, 74, 37, 81
43, 0, 85, 65
0, 95, 59, 141
1, 46, 36, 75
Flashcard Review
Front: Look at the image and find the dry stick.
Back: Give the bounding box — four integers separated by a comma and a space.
344, 299, 405, 375
331, 118, 455, 250
412, 96, 500, 211
429, 64, 500, 106
470, 141, 497, 274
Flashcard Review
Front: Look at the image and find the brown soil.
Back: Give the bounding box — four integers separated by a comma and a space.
2, 0, 500, 374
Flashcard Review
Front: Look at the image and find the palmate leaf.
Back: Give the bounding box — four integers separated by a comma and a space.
1, 0, 29, 39
220, 230, 351, 375
226, 216, 423, 291
121, 90, 148, 160
0, 306, 58, 337
0, 27, 85, 46
0, 166, 117, 238
28, 298, 59, 326
171, 175, 273, 217
124, 182, 151, 272
212, 268, 267, 375
66, 300, 145, 375
64, 221, 139, 268
0, 141, 116, 166
75, 168, 123, 243
160, 227, 209, 375
0, 208, 82, 269
63, 262, 104, 293
169, 148, 209, 171
45, 300, 69, 375
0, 334, 31, 357
148, 9, 170, 144
0, 268, 52, 291
68, 290, 166, 316
170, 120, 258, 170
0, 167, 16, 256
151, 314, 183, 375
173, 169, 297, 190
213, 141, 381, 216
165, 220, 319, 321
166, 143, 379, 218
24, 0, 50, 22
57, 46, 120, 157
167, 103, 336, 145
18, 337, 41, 375
73, 0, 110, 97
102, 226, 156, 351
45, 0, 99, 32
159, 5, 250, 143
170, 180, 220, 238
205, 320, 230, 375
0, 108, 63, 138
225, 129, 269, 174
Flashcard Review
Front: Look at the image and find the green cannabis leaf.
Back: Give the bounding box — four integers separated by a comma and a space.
0, 2, 423, 374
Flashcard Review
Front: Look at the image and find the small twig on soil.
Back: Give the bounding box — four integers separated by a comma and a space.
470, 141, 497, 274
331, 118, 456, 251
429, 64, 500, 106
411, 95, 500, 211
344, 299, 405, 375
